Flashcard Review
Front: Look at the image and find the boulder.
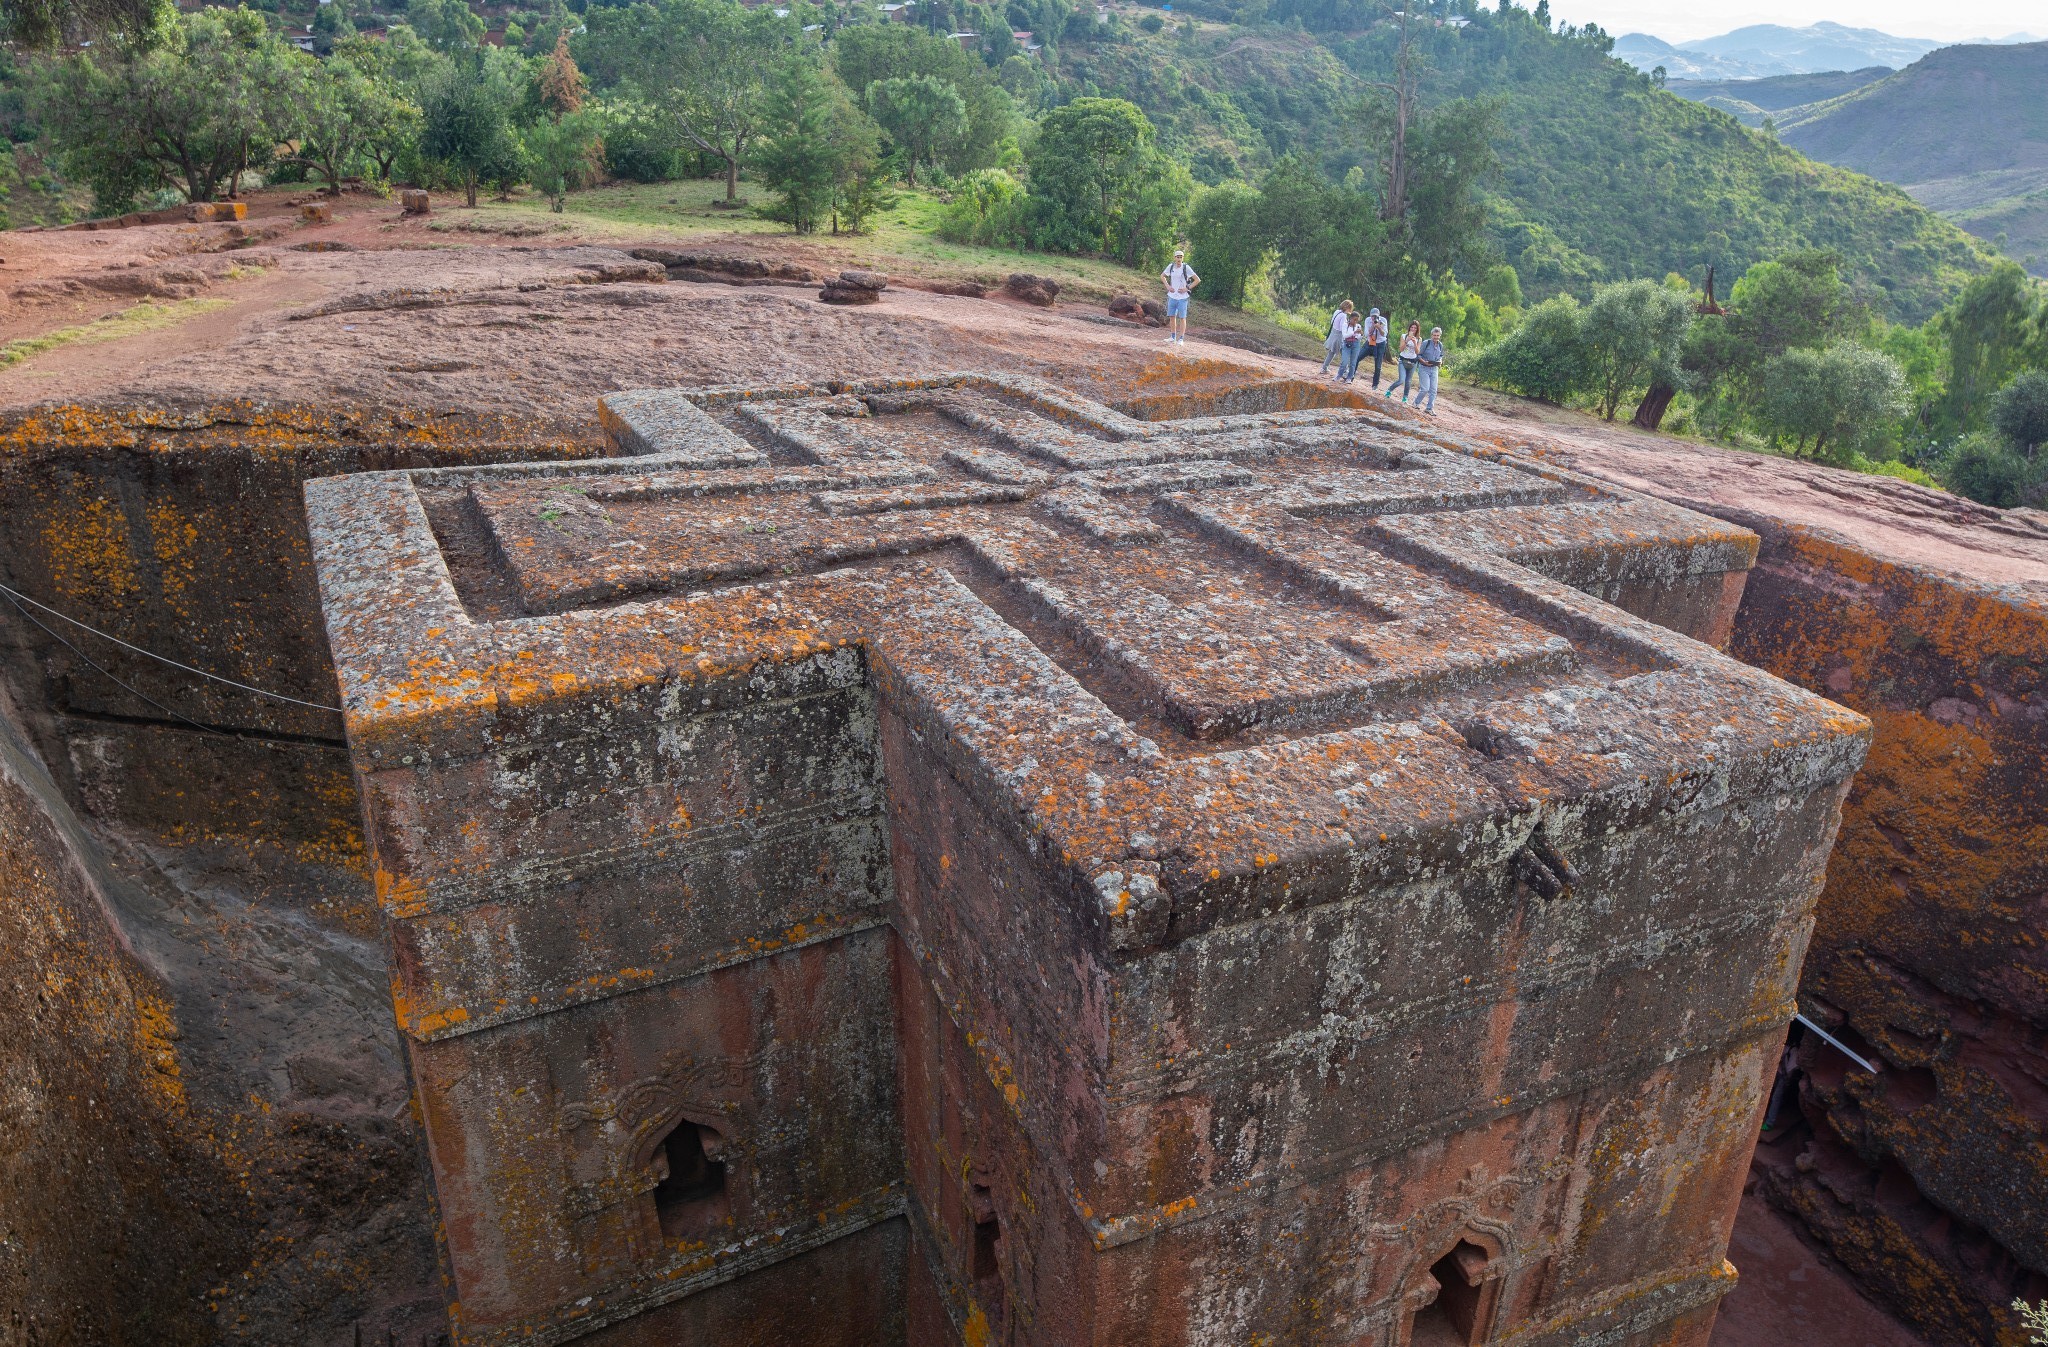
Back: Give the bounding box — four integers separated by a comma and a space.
818, 284, 882, 305
401, 189, 431, 216
1003, 272, 1059, 306
300, 203, 333, 224
821, 269, 888, 304
1108, 293, 1163, 325
836, 269, 889, 292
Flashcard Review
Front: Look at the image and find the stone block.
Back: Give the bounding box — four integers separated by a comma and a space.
307, 373, 1869, 1346
300, 202, 333, 223
401, 189, 431, 215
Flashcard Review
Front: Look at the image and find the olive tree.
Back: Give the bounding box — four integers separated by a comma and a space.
1754, 343, 1909, 460
1578, 278, 1694, 421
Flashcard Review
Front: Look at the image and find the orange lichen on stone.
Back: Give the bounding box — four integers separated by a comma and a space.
1730, 521, 2048, 1346
305, 373, 1869, 1347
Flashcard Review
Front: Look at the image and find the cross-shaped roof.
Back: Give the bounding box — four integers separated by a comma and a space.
309, 372, 1865, 1032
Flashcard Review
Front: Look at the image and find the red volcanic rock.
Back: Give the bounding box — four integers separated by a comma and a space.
308, 371, 1865, 1347
1002, 271, 1059, 306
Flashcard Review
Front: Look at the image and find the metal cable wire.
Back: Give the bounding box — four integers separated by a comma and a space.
0, 588, 249, 741
0, 580, 344, 714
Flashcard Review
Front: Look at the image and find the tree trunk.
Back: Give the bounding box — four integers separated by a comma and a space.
1631, 383, 1677, 430
726, 158, 738, 200
465, 174, 479, 208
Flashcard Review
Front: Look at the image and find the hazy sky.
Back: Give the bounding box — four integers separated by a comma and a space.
1552, 1, 2042, 44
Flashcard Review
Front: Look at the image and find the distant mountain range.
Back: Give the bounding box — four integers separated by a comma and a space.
1669, 41, 2048, 276
1613, 22, 2039, 80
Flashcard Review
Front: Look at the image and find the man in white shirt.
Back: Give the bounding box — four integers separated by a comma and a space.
1321, 300, 1355, 375
1160, 248, 1200, 345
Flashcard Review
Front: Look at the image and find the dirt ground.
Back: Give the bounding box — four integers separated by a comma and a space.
5, 189, 2038, 1345
8, 188, 2046, 596
1713, 1197, 1935, 1347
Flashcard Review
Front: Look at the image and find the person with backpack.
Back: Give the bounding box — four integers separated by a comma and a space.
1160, 248, 1200, 345
1338, 310, 1364, 382
1362, 307, 1389, 389
1321, 300, 1355, 376
1415, 326, 1446, 414
1386, 321, 1423, 402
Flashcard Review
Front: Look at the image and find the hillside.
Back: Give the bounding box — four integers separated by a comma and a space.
1772, 42, 2048, 274
1666, 68, 1889, 125
1055, 13, 1993, 320
1613, 23, 1940, 79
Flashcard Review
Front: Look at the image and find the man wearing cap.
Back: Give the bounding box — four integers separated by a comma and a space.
1160, 248, 1200, 346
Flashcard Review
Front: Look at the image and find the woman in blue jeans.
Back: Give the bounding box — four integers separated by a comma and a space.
1337, 311, 1364, 381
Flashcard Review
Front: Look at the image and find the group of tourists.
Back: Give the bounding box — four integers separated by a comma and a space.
1319, 299, 1445, 414
1152, 254, 1444, 414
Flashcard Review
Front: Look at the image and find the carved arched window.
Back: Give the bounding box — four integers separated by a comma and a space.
1402, 1237, 1500, 1347
648, 1115, 731, 1242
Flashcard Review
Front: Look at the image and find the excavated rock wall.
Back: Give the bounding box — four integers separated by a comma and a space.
0, 403, 606, 1344
0, 681, 242, 1346
1720, 519, 2047, 1347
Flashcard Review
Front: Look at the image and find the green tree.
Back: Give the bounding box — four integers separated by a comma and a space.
1931, 262, 2043, 439
1467, 294, 1591, 404
1990, 369, 2048, 456
1, 0, 161, 48
409, 0, 485, 51
831, 23, 1012, 175
1685, 250, 1853, 427
523, 106, 603, 210
583, 0, 793, 200
1255, 156, 1427, 320
1026, 96, 1155, 255
421, 54, 524, 207
865, 74, 965, 187
1753, 343, 1909, 460
1186, 181, 1264, 307
309, 0, 354, 55
1476, 264, 1523, 315
756, 57, 879, 234
1727, 250, 1852, 362
1112, 154, 1193, 269
287, 51, 420, 193
34, 7, 303, 207
1578, 278, 1693, 421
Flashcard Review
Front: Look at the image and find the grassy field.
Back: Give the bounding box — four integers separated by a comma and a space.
422, 177, 1324, 356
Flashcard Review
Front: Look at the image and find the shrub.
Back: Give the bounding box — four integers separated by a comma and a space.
599, 103, 678, 183
1465, 295, 1590, 404
1941, 432, 2045, 508
935, 166, 1026, 246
